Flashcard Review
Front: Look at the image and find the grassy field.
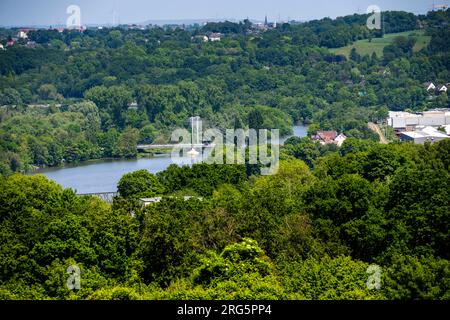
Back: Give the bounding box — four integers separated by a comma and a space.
330, 30, 431, 58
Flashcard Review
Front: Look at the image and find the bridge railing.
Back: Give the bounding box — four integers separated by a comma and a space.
77, 192, 119, 204
137, 143, 216, 150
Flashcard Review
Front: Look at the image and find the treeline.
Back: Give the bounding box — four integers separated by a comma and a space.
0, 139, 448, 299
200, 19, 253, 34
0, 10, 449, 173
197, 11, 419, 48
0, 100, 295, 174
0, 103, 140, 174
278, 11, 419, 48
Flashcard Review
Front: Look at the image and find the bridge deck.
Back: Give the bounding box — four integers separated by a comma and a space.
137, 143, 215, 150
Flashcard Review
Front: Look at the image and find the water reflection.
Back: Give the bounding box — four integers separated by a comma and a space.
32, 125, 308, 193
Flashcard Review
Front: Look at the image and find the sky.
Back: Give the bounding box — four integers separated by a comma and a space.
0, 0, 444, 26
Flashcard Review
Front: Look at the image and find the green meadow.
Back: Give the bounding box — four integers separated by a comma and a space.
330, 30, 431, 58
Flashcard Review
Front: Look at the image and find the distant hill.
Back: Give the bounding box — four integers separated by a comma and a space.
330, 30, 431, 58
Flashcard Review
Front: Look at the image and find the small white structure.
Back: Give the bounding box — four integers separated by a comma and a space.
139, 197, 163, 207
187, 148, 199, 157
0, 44, 4, 50
312, 131, 347, 146
437, 85, 448, 93
187, 116, 201, 158
139, 196, 203, 207
399, 127, 449, 144
192, 35, 208, 42
209, 33, 222, 41
17, 30, 28, 39
128, 101, 138, 110
424, 82, 436, 92
334, 133, 347, 147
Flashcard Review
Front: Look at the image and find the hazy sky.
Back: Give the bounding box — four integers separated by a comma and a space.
0, 0, 443, 26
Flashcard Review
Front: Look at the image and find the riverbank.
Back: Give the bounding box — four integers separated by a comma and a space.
25, 153, 169, 174
30, 125, 308, 193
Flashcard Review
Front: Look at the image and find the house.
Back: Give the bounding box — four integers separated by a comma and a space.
17, 28, 36, 39
209, 33, 222, 41
334, 133, 347, 147
0, 44, 4, 50
128, 101, 138, 110
192, 35, 208, 42
424, 82, 436, 92
312, 131, 337, 144
17, 30, 28, 39
312, 131, 347, 146
252, 22, 268, 32
6, 40, 15, 47
437, 85, 448, 93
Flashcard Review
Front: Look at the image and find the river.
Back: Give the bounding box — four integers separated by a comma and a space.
31, 125, 308, 194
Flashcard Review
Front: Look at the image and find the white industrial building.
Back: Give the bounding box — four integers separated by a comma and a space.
387, 109, 450, 132
387, 109, 450, 144
399, 126, 449, 144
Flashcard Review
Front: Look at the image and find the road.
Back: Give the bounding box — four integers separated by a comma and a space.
368, 122, 388, 144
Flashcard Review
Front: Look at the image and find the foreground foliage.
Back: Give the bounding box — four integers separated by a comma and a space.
0, 139, 449, 300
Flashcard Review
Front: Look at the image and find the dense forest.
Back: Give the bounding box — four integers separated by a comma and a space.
0, 9, 449, 300
0, 10, 449, 173
0, 138, 449, 299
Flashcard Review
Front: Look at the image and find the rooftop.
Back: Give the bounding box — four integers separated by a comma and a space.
401, 127, 449, 139
316, 131, 337, 140
388, 111, 421, 118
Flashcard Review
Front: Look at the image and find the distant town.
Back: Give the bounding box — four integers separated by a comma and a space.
0, 16, 286, 50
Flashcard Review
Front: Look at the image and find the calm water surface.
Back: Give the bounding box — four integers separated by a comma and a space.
31, 125, 308, 193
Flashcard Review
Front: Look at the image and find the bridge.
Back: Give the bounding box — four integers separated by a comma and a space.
137, 143, 216, 151
137, 117, 218, 151
77, 192, 118, 204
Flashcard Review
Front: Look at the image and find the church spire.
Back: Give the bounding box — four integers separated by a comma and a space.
264, 14, 268, 26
